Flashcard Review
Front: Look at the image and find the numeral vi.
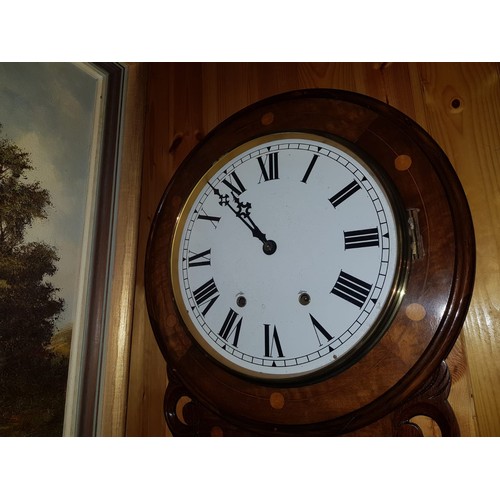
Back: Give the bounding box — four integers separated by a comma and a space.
264, 324, 284, 358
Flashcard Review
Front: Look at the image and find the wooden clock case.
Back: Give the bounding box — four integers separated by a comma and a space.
145, 89, 475, 436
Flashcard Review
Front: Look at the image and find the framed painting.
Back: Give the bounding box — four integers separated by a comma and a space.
0, 62, 146, 436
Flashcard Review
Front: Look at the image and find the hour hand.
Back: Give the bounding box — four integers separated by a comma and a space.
232, 195, 266, 238
210, 183, 276, 255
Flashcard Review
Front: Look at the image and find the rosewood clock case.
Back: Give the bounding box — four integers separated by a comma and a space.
145, 89, 475, 436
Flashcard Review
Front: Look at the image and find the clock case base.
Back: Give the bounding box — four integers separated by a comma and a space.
164, 360, 458, 436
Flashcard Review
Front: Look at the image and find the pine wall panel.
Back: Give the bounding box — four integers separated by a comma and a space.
124, 63, 500, 436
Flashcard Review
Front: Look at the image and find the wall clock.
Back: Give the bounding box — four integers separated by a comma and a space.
145, 89, 475, 436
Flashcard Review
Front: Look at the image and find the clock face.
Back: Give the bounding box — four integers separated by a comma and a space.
171, 132, 405, 381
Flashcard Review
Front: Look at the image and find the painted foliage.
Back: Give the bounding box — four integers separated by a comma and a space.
0, 63, 98, 436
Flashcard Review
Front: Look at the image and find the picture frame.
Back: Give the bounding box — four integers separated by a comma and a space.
0, 61, 145, 437
65, 62, 147, 436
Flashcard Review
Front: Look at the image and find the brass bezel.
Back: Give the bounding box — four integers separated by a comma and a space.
170, 131, 409, 384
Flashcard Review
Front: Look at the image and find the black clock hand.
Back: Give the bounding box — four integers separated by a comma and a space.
232, 195, 266, 241
210, 183, 277, 255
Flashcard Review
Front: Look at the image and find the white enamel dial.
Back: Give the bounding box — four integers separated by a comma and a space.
171, 133, 403, 381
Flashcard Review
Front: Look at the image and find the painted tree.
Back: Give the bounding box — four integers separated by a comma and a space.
0, 124, 66, 436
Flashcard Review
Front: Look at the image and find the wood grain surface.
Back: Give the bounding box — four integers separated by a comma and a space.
124, 62, 500, 436
96, 63, 148, 436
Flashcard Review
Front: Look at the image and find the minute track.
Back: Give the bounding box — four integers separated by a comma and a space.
174, 133, 401, 380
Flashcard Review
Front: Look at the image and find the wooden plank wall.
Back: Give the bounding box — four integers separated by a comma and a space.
125, 62, 500, 437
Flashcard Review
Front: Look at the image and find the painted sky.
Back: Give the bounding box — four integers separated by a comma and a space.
0, 62, 98, 327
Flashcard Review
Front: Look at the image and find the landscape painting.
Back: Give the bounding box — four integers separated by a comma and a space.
0, 63, 102, 436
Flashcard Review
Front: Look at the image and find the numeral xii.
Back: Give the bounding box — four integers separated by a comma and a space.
258, 151, 279, 182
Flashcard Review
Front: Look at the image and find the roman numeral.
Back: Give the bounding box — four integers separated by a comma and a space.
257, 151, 279, 182
309, 314, 334, 344
193, 278, 219, 315
301, 154, 319, 184
331, 270, 372, 308
218, 308, 242, 347
329, 180, 361, 208
222, 171, 246, 196
264, 324, 284, 358
187, 248, 211, 267
344, 227, 380, 249
197, 209, 221, 228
